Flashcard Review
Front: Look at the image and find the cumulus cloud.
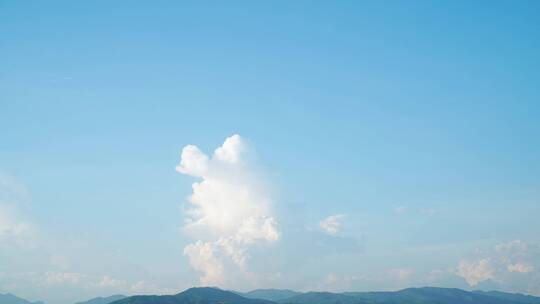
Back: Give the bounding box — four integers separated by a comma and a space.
456, 240, 540, 289
456, 258, 494, 286
319, 214, 345, 235
176, 134, 279, 286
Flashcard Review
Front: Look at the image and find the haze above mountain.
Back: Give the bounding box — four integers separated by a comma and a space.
5, 287, 540, 304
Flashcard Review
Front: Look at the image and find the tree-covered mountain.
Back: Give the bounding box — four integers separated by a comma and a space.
240, 289, 301, 302
0, 293, 44, 304
473, 290, 540, 303
111, 287, 274, 304
279, 287, 540, 304
343, 287, 529, 304
75, 295, 127, 304
7, 286, 540, 304
278, 292, 364, 304
109, 287, 540, 304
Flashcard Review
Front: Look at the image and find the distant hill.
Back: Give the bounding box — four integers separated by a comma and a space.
101, 287, 540, 304
240, 289, 302, 301
76, 295, 126, 304
345, 287, 526, 304
281, 287, 540, 304
278, 292, 363, 304
111, 287, 274, 304
0, 293, 44, 304
473, 290, 540, 303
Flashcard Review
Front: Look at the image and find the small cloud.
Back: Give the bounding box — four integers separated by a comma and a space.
507, 263, 534, 273
319, 214, 345, 235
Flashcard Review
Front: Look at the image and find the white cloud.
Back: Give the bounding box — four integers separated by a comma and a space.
456, 240, 540, 288
456, 258, 494, 286
183, 240, 226, 286
507, 263, 534, 273
176, 134, 279, 287
319, 214, 345, 235
214, 135, 244, 164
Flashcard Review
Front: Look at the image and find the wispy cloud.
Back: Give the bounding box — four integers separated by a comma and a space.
319, 214, 345, 235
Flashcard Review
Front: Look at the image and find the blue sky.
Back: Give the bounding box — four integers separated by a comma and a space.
1, 1, 540, 304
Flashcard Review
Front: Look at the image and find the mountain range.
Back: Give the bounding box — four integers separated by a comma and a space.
0, 293, 44, 304
75, 295, 127, 304
4, 286, 540, 304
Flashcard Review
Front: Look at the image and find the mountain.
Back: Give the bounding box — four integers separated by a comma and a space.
111, 287, 274, 304
282, 287, 540, 304
76, 295, 127, 304
278, 292, 363, 304
473, 290, 540, 303
0, 293, 44, 304
241, 289, 302, 301
347, 287, 525, 304
109, 287, 540, 304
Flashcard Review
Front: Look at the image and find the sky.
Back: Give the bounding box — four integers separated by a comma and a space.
1, 1, 540, 303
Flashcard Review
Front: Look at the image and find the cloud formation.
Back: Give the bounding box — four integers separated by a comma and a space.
456, 240, 540, 292
456, 258, 494, 286
176, 135, 279, 286
319, 214, 345, 235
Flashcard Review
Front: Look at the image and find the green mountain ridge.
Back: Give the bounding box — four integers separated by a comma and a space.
111, 287, 274, 304
4, 286, 540, 304
473, 290, 540, 304
75, 295, 127, 304
109, 287, 540, 304
239, 289, 301, 301
339, 287, 529, 304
